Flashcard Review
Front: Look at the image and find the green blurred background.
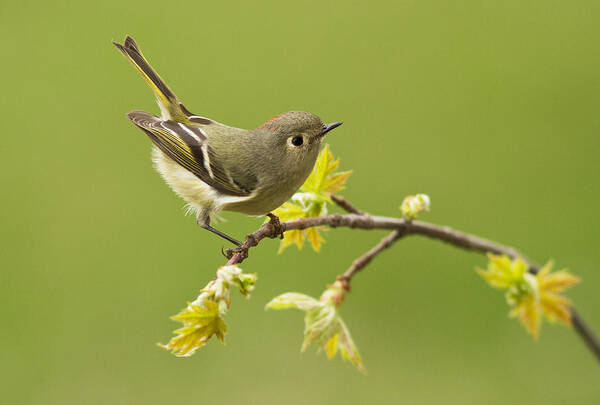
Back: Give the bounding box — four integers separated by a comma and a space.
1, 0, 599, 403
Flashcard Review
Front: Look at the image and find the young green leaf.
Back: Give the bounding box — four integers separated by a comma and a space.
300, 144, 352, 195
265, 292, 320, 311
160, 266, 257, 357
159, 297, 226, 357
217, 265, 257, 298
266, 281, 365, 373
477, 254, 580, 339
272, 144, 351, 253
537, 261, 580, 326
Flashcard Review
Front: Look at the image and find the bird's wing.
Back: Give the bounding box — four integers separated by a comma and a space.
127, 111, 253, 197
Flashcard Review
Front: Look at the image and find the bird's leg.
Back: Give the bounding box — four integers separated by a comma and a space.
201, 224, 242, 247
267, 213, 285, 239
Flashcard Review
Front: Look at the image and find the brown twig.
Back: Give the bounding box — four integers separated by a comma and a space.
220, 207, 600, 363
225, 219, 280, 265
338, 229, 405, 289
331, 194, 365, 215
571, 309, 600, 362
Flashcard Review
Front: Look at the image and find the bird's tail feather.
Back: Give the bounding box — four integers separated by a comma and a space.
113, 35, 186, 120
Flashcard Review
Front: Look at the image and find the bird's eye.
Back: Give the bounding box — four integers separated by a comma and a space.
291, 136, 304, 146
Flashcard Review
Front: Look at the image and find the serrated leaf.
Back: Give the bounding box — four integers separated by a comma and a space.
300, 144, 340, 194
305, 227, 325, 252
272, 145, 350, 253
277, 229, 304, 252
322, 170, 353, 194
265, 293, 320, 311
476, 267, 513, 289
272, 202, 307, 222
302, 302, 337, 350
160, 298, 227, 357
336, 317, 365, 373
272, 202, 326, 253
477, 254, 530, 289
266, 282, 365, 373
540, 293, 572, 325
217, 265, 257, 298
538, 270, 580, 293
509, 294, 540, 339
478, 254, 580, 339
536, 262, 579, 327
325, 333, 339, 358
161, 265, 258, 358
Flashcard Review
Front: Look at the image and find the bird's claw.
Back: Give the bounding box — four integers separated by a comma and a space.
267, 213, 284, 239
223, 245, 249, 260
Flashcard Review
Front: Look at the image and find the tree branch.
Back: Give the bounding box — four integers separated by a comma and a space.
221, 205, 600, 364
338, 229, 404, 289
571, 309, 600, 362
331, 194, 365, 215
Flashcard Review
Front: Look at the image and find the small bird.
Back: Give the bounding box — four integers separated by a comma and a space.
113, 36, 342, 246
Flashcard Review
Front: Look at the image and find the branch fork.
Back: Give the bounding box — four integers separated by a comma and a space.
216, 195, 600, 363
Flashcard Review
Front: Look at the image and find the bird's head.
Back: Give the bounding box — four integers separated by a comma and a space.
258, 111, 342, 161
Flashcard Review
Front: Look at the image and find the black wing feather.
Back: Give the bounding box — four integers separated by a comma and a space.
126, 111, 251, 197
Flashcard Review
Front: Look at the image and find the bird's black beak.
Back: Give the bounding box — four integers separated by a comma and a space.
321, 121, 343, 136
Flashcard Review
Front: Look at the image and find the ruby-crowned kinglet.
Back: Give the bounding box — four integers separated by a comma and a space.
113, 36, 342, 245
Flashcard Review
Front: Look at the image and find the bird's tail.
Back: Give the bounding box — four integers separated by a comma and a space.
113, 35, 188, 120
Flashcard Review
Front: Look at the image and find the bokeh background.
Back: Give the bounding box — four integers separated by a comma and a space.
2, 1, 599, 403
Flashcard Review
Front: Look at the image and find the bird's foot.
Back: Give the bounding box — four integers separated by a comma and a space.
220, 214, 283, 261
267, 213, 285, 239
222, 245, 248, 260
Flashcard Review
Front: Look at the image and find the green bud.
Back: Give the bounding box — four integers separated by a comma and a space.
217, 265, 257, 298
400, 194, 431, 220
319, 280, 346, 306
